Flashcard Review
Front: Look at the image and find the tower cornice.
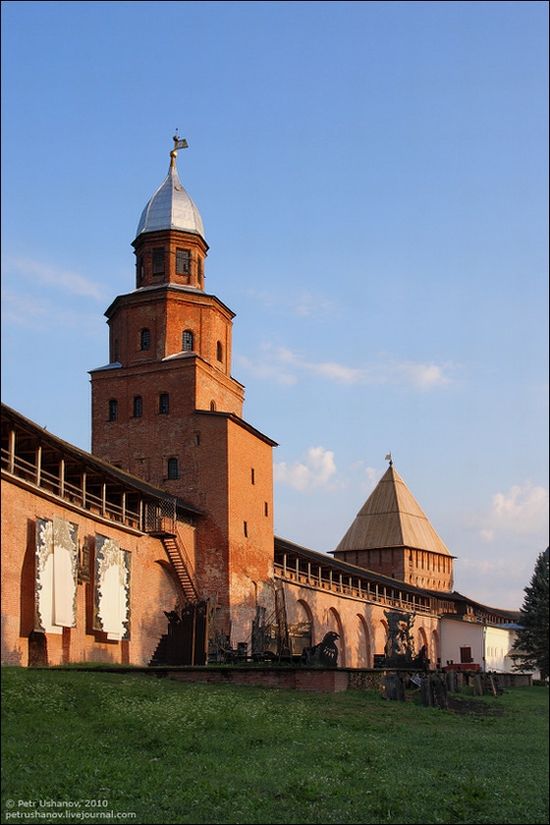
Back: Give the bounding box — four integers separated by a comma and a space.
131, 227, 209, 253
104, 283, 236, 322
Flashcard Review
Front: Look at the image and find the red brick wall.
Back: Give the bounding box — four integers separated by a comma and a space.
90, 221, 277, 646
175, 413, 276, 643
91, 350, 276, 645
167, 667, 351, 692
92, 364, 243, 473
335, 547, 453, 592
1, 477, 185, 667
281, 577, 442, 669
131, 229, 208, 291
226, 417, 275, 643
106, 288, 238, 379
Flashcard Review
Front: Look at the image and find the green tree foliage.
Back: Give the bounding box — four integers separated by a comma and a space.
512, 548, 549, 680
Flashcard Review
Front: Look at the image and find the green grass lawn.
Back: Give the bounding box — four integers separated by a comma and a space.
1, 668, 548, 825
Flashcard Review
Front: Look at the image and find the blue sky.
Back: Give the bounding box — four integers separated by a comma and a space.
2, 0, 548, 610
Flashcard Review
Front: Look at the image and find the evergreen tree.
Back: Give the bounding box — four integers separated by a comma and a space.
512, 548, 549, 680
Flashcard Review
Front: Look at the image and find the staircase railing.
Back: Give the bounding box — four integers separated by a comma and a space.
161, 534, 199, 604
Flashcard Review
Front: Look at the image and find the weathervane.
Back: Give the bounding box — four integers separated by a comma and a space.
385, 452, 393, 466
171, 129, 188, 166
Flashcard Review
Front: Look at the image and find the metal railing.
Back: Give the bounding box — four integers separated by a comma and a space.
143, 497, 177, 534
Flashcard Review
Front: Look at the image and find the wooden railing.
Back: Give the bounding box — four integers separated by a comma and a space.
3, 448, 142, 531
273, 561, 432, 614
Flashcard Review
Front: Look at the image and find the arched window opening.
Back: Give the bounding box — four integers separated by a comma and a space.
152, 248, 165, 275
182, 330, 193, 351
137, 254, 145, 285
210, 400, 216, 411
133, 396, 143, 418
108, 400, 118, 421
167, 458, 179, 479
140, 328, 151, 351
159, 393, 169, 414
176, 248, 191, 275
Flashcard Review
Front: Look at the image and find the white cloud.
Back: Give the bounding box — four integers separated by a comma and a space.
490, 481, 548, 535
471, 480, 549, 547
8, 257, 105, 300
448, 481, 548, 608
1, 289, 103, 334
363, 465, 379, 490
246, 288, 334, 317
237, 351, 297, 385
1, 291, 49, 325
274, 446, 341, 492
308, 360, 366, 384
456, 553, 528, 586
238, 344, 458, 390
396, 361, 452, 389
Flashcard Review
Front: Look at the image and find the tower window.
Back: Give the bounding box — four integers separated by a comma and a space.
167, 458, 179, 479
264, 502, 269, 517
176, 248, 191, 275
140, 328, 151, 350
152, 248, 165, 275
108, 400, 118, 421
210, 400, 216, 411
159, 393, 169, 414
216, 341, 223, 362
243, 521, 248, 538
137, 254, 145, 285
133, 396, 143, 418
251, 468, 255, 485
197, 257, 203, 286
182, 330, 193, 351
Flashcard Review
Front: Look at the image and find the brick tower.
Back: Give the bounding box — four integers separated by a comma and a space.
90, 139, 277, 642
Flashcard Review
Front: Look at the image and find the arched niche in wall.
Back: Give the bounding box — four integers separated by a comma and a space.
378, 618, 389, 660
417, 625, 429, 666
288, 599, 313, 657
327, 606, 345, 668
431, 627, 441, 668
356, 613, 372, 669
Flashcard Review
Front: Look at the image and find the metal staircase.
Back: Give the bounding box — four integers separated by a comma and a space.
161, 534, 199, 604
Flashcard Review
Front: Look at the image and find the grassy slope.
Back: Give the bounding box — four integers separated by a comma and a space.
1, 668, 548, 825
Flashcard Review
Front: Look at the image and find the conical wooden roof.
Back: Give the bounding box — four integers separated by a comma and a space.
334, 465, 451, 556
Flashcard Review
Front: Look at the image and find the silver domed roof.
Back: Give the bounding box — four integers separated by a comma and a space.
135, 160, 205, 239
